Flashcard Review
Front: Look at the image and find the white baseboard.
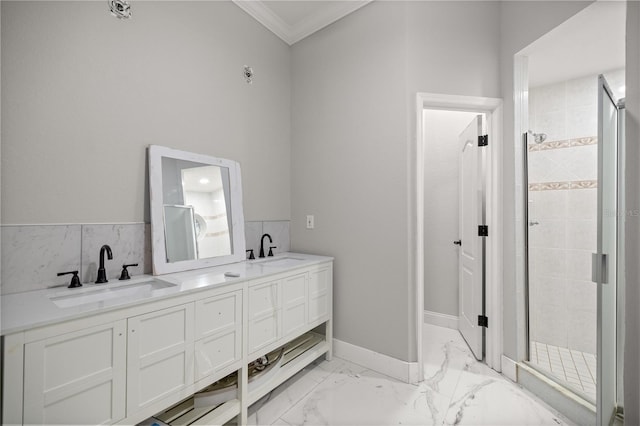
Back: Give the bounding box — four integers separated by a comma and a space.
423, 310, 459, 329
501, 355, 518, 382
333, 338, 419, 384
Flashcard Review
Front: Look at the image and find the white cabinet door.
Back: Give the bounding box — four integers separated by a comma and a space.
23, 320, 127, 425
127, 303, 194, 413
194, 291, 242, 380
308, 267, 331, 324
248, 279, 280, 354
282, 273, 307, 338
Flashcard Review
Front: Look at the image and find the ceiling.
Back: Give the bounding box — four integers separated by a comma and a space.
234, 1, 626, 85
232, 0, 372, 45
521, 1, 626, 88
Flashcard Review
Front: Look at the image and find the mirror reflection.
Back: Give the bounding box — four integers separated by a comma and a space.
149, 145, 246, 275
161, 158, 233, 262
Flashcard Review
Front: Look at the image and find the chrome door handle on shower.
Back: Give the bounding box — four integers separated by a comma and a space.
528, 221, 540, 226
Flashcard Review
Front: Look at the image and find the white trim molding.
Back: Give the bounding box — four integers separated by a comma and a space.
333, 339, 420, 384
416, 92, 504, 375
501, 355, 518, 383
423, 310, 459, 330
232, 1, 372, 45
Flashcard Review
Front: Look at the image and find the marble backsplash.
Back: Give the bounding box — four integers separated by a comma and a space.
1, 220, 290, 295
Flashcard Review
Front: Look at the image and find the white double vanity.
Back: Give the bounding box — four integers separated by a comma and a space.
1, 146, 333, 426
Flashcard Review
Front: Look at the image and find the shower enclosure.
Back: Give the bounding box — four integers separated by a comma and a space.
524, 70, 625, 416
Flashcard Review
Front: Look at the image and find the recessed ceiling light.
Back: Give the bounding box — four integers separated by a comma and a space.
199, 178, 210, 185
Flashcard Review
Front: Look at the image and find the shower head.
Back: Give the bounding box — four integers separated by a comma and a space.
528, 130, 547, 144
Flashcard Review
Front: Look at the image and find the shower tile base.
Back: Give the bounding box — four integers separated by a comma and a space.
530, 340, 596, 401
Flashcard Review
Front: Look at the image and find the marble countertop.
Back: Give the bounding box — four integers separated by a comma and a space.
1, 253, 332, 336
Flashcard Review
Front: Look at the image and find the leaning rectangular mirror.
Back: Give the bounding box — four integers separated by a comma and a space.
148, 145, 246, 274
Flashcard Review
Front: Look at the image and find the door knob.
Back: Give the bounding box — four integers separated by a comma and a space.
453, 240, 462, 246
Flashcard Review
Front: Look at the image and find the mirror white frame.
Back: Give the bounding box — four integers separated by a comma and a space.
148, 145, 246, 275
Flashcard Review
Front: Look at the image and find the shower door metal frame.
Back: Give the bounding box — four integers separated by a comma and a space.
515, 58, 626, 424
522, 132, 530, 363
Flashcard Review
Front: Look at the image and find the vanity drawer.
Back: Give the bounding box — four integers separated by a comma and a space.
283, 302, 306, 337
195, 329, 240, 380
308, 294, 329, 323
282, 273, 306, 305
248, 313, 279, 354
195, 291, 241, 339
309, 267, 330, 296
249, 280, 279, 318
282, 273, 307, 337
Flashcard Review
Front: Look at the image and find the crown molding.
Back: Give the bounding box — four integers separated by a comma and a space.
233, 0, 372, 46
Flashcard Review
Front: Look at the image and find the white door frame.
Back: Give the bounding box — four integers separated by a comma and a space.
416, 93, 503, 375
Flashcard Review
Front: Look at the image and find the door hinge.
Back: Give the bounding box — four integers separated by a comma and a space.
478, 315, 488, 328
478, 135, 488, 146
478, 225, 488, 237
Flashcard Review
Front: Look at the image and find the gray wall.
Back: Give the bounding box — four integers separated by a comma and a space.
498, 0, 593, 360
624, 0, 640, 421
290, 1, 500, 362
1, 1, 291, 224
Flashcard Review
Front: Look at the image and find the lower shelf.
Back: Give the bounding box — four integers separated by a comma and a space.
151, 397, 240, 426
145, 332, 329, 426
248, 333, 328, 405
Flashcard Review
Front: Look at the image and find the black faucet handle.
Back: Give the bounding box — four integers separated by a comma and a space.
119, 263, 138, 281
268, 246, 277, 257
58, 270, 82, 288
246, 249, 255, 260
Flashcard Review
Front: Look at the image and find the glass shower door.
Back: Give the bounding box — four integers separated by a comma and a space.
595, 74, 620, 426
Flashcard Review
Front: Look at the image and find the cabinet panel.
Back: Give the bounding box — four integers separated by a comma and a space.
194, 291, 242, 380
308, 267, 331, 323
282, 273, 307, 337
248, 313, 278, 354
195, 330, 239, 380
195, 291, 241, 339
127, 303, 194, 413
23, 320, 126, 425
282, 273, 306, 305
308, 294, 329, 323
309, 268, 330, 296
283, 303, 306, 337
249, 280, 279, 318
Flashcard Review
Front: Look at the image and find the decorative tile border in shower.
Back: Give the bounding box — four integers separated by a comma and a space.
529, 180, 597, 192
528, 136, 597, 152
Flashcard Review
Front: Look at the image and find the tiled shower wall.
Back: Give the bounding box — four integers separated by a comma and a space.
1, 221, 289, 295
527, 69, 623, 355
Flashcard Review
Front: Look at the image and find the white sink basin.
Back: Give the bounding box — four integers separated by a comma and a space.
259, 257, 307, 268
50, 279, 177, 309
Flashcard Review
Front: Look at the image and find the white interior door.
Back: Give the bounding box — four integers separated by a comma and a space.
458, 115, 484, 360
595, 74, 619, 426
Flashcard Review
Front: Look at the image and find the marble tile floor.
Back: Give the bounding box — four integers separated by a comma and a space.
243, 324, 575, 426
529, 340, 597, 401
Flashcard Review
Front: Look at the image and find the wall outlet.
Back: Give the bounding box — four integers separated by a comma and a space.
306, 215, 315, 229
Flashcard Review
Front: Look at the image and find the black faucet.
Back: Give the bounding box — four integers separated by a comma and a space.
259, 234, 272, 258
95, 244, 113, 283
